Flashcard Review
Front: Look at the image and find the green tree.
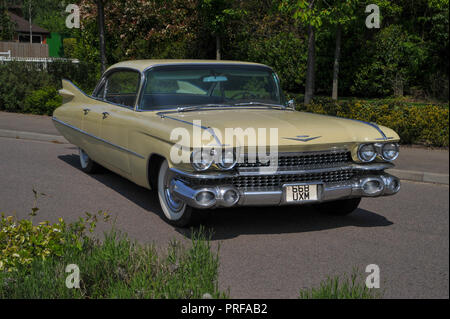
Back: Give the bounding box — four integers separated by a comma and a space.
0, 0, 15, 41
198, 0, 246, 60
280, 0, 332, 104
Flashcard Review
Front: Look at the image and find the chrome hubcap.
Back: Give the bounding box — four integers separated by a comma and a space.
164, 175, 184, 213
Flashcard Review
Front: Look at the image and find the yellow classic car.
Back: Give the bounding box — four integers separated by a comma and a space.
53, 59, 401, 227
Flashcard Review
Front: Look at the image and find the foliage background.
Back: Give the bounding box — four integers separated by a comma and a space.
0, 0, 448, 146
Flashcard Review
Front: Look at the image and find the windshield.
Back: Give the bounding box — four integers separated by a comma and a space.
139, 65, 283, 110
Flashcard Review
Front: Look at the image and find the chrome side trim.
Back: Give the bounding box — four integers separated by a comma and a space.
169, 162, 394, 180
156, 113, 223, 146
52, 117, 145, 159
311, 112, 389, 141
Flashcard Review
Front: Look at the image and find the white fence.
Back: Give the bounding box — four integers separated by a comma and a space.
0, 56, 80, 70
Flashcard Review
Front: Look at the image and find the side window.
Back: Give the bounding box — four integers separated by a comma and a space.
104, 70, 140, 107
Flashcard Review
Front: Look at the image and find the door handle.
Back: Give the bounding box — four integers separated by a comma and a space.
102, 112, 110, 119
83, 108, 90, 115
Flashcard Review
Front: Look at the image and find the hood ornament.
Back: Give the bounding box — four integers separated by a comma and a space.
283, 135, 321, 142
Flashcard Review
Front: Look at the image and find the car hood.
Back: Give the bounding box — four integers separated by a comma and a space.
139, 108, 399, 151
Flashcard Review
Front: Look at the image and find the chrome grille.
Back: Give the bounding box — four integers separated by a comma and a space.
237, 151, 352, 168
186, 169, 356, 190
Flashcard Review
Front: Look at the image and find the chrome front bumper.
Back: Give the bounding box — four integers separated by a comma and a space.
169, 165, 401, 209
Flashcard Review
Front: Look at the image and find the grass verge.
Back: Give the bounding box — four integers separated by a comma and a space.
299, 269, 382, 299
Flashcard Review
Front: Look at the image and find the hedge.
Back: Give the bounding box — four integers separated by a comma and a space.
0, 61, 98, 115
296, 97, 449, 147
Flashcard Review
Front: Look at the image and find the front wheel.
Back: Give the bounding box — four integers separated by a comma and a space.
157, 160, 196, 227
314, 198, 361, 216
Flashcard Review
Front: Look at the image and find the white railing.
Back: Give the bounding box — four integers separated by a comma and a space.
0, 56, 80, 70
0, 56, 79, 63
0, 50, 11, 59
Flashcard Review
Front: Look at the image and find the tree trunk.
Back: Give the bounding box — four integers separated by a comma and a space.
216, 35, 221, 60
332, 25, 342, 101
304, 24, 315, 105
97, 0, 107, 74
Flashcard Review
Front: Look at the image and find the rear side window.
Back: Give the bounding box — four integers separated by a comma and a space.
104, 70, 140, 107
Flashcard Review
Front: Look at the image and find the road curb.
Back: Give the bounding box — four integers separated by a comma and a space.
387, 169, 449, 185
1, 128, 448, 185
0, 129, 68, 144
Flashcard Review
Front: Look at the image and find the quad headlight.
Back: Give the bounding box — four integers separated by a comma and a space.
191, 149, 214, 171
357, 144, 377, 162
191, 148, 237, 171
217, 149, 237, 170
381, 143, 399, 161
357, 142, 400, 163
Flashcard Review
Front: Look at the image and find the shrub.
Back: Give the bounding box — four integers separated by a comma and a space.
0, 60, 99, 114
0, 195, 226, 298
0, 62, 53, 112
296, 97, 449, 147
23, 86, 62, 115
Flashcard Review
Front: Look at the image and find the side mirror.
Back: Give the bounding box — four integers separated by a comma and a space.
287, 99, 295, 110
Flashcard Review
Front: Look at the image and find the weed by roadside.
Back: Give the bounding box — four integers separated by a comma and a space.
299, 269, 383, 299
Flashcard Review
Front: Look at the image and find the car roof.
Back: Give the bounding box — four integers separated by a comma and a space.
106, 59, 270, 73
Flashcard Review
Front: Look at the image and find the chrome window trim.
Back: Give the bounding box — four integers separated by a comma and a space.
91, 67, 144, 111
52, 117, 145, 159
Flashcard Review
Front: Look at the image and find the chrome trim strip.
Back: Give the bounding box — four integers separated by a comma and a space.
52, 117, 145, 159
311, 112, 389, 141
156, 113, 224, 146
349, 118, 388, 140
169, 162, 394, 180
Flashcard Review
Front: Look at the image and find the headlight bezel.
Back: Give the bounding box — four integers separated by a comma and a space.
190, 148, 214, 171
217, 149, 237, 170
357, 143, 377, 162
380, 142, 400, 161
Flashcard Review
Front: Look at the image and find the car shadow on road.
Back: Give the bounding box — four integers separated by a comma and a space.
59, 153, 394, 241
178, 206, 393, 240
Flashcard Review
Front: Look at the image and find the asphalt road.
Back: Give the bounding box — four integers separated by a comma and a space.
0, 136, 448, 299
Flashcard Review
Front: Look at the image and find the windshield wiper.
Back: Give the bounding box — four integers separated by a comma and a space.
233, 102, 287, 109
176, 104, 230, 112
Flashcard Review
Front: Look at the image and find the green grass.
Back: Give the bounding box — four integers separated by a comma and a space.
0, 226, 227, 299
299, 269, 382, 299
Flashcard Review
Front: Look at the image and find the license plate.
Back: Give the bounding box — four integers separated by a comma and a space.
285, 184, 318, 202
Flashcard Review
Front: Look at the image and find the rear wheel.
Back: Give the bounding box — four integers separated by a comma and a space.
314, 198, 361, 216
79, 148, 101, 174
157, 160, 197, 227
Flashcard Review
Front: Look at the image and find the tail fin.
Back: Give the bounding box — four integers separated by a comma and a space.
59, 79, 92, 103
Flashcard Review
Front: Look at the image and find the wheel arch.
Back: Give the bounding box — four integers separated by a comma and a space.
147, 153, 166, 189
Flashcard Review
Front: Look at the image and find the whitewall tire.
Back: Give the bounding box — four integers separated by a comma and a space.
157, 160, 195, 227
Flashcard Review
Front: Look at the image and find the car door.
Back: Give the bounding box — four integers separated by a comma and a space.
80, 83, 108, 161
99, 69, 141, 175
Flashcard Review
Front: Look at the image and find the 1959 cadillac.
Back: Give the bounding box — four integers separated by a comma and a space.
53, 59, 401, 227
